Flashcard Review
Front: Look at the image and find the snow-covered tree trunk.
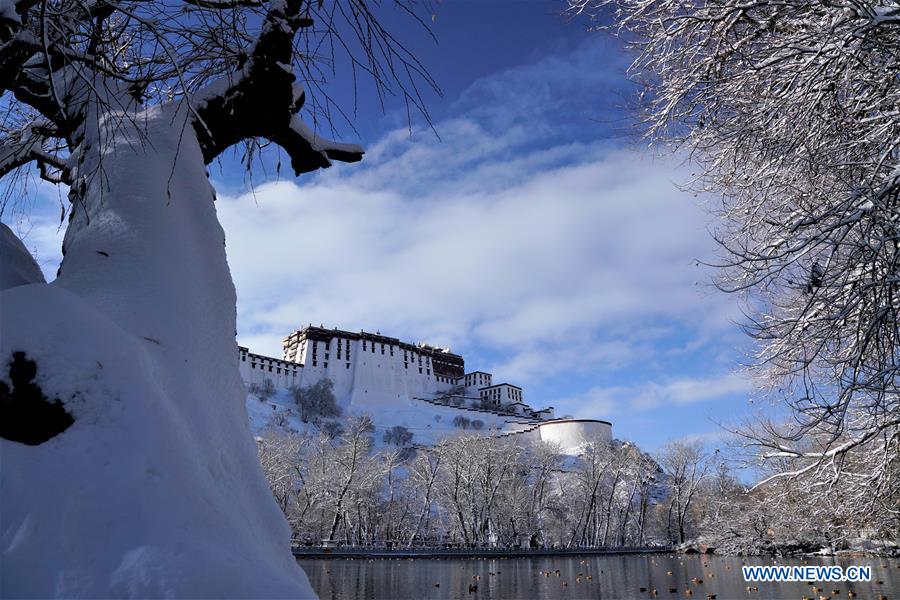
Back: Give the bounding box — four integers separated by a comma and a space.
0, 0, 435, 593
1, 102, 318, 596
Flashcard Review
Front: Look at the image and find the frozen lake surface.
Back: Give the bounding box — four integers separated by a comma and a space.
298, 553, 898, 599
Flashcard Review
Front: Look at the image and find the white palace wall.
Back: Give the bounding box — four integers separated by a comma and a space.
242, 335, 460, 410
307, 337, 458, 410
239, 347, 301, 390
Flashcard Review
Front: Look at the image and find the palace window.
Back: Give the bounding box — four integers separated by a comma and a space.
346, 363, 350, 369
324, 362, 328, 368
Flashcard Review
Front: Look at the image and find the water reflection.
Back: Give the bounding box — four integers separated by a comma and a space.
298, 553, 897, 600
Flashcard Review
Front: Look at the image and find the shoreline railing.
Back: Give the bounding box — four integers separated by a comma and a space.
291, 544, 675, 559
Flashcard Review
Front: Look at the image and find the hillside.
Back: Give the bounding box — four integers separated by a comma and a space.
246, 387, 540, 449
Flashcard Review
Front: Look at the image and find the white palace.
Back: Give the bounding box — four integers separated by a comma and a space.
239, 324, 612, 453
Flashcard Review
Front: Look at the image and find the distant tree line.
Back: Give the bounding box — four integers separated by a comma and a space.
260, 424, 698, 548
253, 379, 897, 550
258, 426, 898, 551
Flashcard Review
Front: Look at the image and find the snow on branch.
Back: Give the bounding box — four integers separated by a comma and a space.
289, 116, 363, 163
0, 120, 69, 183
571, 0, 900, 520
191, 0, 363, 173
274, 115, 363, 173
1, 0, 433, 185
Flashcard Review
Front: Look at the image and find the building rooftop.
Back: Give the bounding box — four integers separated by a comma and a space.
285, 325, 463, 359
283, 325, 465, 378
479, 382, 522, 391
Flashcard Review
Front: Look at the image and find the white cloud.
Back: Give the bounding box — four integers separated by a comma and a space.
5, 39, 745, 407
569, 372, 753, 418
4, 210, 65, 281
210, 38, 744, 385
216, 144, 734, 378
673, 430, 731, 446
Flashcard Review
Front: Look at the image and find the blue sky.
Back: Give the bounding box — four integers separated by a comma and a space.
5, 0, 757, 452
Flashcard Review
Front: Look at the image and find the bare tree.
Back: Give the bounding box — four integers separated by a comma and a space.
659, 441, 708, 544
406, 442, 443, 545
324, 415, 376, 542
617, 444, 658, 546
568, 441, 616, 547
572, 0, 900, 523
256, 427, 690, 549
249, 378, 276, 401
256, 429, 301, 513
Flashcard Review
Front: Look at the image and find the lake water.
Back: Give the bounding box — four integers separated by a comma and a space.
299, 553, 898, 599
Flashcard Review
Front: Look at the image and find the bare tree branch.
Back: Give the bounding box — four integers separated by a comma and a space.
0, 119, 70, 183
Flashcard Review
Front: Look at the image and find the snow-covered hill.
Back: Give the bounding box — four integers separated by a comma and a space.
247, 387, 537, 449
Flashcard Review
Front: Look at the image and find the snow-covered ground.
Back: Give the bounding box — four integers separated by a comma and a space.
248, 387, 534, 448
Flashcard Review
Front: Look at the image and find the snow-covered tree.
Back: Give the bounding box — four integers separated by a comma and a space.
383, 424, 413, 446
255, 426, 687, 549
250, 377, 277, 400
257, 428, 303, 513
291, 377, 341, 423
452, 414, 471, 429
572, 0, 900, 524
0, 0, 433, 595
658, 441, 708, 544
567, 441, 616, 546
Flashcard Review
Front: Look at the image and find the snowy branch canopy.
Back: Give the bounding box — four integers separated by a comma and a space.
571, 0, 899, 503
0, 0, 435, 189
1, 2, 437, 595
